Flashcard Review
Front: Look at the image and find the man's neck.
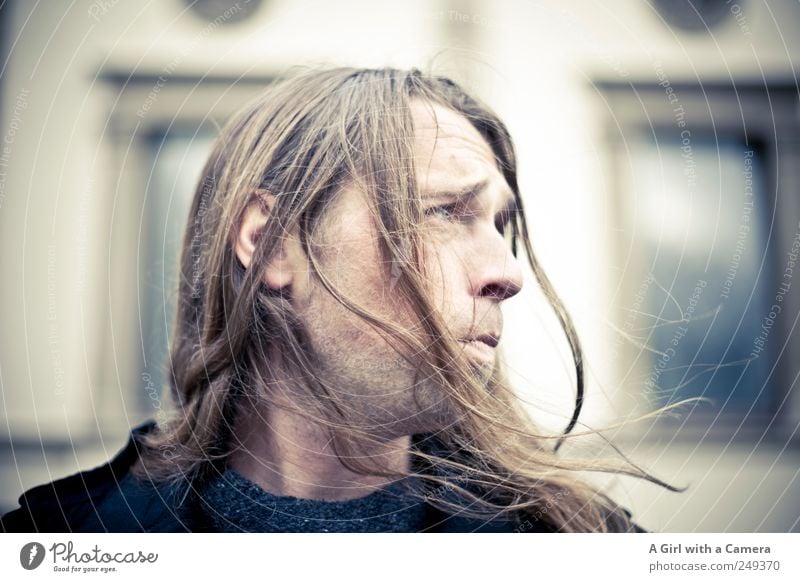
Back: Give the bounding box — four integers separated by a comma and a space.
227, 401, 411, 501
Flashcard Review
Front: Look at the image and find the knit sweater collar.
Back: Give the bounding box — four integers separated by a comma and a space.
198, 468, 430, 533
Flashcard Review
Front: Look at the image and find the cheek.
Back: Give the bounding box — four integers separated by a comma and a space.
421, 242, 465, 313
337, 238, 387, 303
312, 224, 401, 320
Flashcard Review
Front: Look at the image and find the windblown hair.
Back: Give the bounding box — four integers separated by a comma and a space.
134, 66, 680, 532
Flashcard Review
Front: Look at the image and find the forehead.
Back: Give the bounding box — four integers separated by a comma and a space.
409, 100, 501, 193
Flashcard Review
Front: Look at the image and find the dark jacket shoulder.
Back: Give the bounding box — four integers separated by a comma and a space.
1, 421, 198, 533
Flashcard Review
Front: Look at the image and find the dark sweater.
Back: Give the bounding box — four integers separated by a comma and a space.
198, 469, 429, 532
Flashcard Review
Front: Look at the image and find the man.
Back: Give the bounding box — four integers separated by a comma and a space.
2, 67, 658, 533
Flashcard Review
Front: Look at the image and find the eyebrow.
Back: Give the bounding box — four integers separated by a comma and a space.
424, 179, 519, 217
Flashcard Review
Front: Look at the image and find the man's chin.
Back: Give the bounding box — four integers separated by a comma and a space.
468, 359, 495, 383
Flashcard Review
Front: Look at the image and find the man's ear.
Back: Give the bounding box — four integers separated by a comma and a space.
234, 190, 295, 290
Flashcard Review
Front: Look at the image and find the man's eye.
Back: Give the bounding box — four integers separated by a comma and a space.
426, 203, 459, 221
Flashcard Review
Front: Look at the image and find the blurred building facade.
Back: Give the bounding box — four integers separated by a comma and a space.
1, 0, 798, 531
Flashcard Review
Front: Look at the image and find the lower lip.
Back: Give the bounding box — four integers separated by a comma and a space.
459, 340, 496, 363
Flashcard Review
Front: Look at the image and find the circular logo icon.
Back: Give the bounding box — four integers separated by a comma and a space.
20, 542, 46, 570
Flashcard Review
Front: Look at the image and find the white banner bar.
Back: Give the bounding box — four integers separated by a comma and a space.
2, 533, 798, 581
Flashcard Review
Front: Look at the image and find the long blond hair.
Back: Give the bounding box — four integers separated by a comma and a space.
134, 66, 681, 532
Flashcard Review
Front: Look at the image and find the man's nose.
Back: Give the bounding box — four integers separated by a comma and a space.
471, 229, 524, 301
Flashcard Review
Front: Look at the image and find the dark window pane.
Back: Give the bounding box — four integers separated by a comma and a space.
140, 128, 216, 411
628, 138, 772, 417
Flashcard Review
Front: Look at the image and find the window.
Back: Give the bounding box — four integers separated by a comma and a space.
139, 126, 216, 411
626, 136, 771, 417
597, 80, 799, 438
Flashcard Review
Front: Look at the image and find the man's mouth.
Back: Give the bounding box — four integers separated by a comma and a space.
458, 333, 500, 363
472, 334, 499, 348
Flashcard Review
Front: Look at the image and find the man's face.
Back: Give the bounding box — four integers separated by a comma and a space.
291, 101, 523, 438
